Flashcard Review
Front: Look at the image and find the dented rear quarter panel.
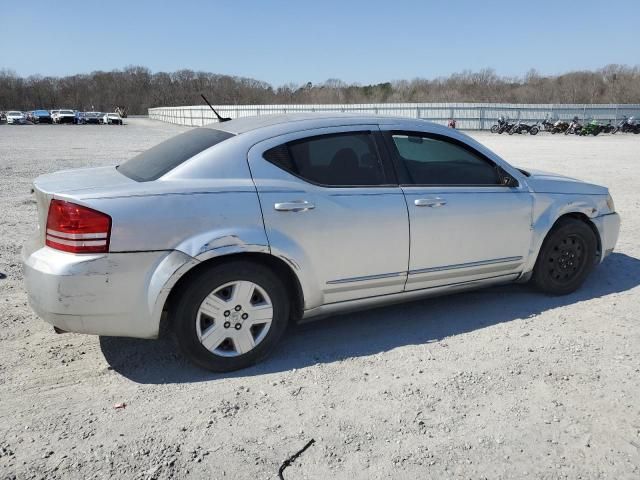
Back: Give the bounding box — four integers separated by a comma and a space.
76, 186, 269, 255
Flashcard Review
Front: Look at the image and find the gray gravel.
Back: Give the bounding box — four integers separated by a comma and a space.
0, 119, 639, 479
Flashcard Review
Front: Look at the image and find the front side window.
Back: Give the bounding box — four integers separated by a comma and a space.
264, 132, 386, 186
391, 133, 500, 186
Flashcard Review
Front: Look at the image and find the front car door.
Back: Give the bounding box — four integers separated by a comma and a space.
380, 127, 533, 291
248, 126, 409, 310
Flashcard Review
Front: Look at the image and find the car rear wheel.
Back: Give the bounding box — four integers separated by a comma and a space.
532, 218, 597, 295
173, 261, 289, 372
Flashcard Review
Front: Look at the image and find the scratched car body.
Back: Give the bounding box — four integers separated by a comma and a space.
23, 114, 620, 371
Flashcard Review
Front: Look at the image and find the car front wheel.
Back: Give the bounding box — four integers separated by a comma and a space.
173, 261, 289, 372
532, 218, 597, 295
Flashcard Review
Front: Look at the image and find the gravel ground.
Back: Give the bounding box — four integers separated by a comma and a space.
1, 119, 639, 479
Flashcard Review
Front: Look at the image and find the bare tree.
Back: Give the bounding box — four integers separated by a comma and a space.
0, 65, 639, 113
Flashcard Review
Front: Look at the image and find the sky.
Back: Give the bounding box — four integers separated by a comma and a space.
1, 0, 639, 86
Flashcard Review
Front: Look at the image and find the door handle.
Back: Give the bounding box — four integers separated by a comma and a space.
414, 197, 446, 207
274, 200, 315, 212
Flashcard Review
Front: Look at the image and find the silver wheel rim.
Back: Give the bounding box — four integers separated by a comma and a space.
196, 280, 273, 357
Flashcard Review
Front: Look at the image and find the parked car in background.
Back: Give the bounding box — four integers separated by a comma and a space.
6, 111, 26, 124
52, 109, 75, 124
103, 112, 123, 125
73, 112, 86, 124
0, 112, 6, 123
22, 114, 621, 372
84, 112, 104, 125
29, 110, 53, 124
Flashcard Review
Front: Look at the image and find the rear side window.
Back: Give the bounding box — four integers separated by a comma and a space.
263, 132, 387, 186
117, 128, 234, 182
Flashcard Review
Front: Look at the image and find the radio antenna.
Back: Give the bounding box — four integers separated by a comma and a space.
200, 94, 231, 122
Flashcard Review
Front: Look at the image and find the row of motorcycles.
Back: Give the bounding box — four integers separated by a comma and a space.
491, 115, 640, 136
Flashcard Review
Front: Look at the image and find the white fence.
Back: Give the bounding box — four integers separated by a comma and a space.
149, 103, 640, 130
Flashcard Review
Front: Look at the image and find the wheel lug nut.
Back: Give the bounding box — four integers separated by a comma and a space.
241, 313, 248, 320
235, 305, 242, 312
224, 310, 230, 317
234, 323, 242, 330
223, 321, 231, 329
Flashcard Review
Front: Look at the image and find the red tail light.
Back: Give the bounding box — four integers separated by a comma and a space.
45, 200, 111, 253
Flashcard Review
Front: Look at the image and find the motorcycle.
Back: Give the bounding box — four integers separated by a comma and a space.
541, 116, 556, 132
508, 120, 539, 135
601, 121, 616, 134
579, 119, 604, 136
552, 119, 570, 134
490, 116, 514, 134
564, 117, 583, 135
611, 116, 640, 134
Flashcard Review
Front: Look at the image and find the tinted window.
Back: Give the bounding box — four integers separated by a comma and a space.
118, 128, 234, 182
264, 132, 386, 186
391, 134, 499, 185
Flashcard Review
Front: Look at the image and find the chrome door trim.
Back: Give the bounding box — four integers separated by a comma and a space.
327, 271, 406, 285
409, 256, 523, 275
303, 272, 520, 321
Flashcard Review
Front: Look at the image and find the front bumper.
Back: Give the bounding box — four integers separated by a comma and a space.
22, 237, 195, 338
592, 212, 621, 261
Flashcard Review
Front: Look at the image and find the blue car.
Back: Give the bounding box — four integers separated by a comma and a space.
74, 111, 86, 125
30, 110, 53, 124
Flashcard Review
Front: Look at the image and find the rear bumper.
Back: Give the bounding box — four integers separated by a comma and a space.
593, 212, 620, 261
22, 237, 195, 338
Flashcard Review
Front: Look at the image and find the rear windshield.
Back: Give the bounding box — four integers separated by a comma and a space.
117, 128, 234, 182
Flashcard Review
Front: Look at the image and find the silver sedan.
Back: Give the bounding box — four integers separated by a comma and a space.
23, 114, 621, 371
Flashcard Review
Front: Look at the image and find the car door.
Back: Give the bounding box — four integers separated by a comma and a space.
248, 126, 409, 309
381, 129, 533, 291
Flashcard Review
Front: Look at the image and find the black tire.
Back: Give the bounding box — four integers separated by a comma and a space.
173, 261, 290, 372
490, 125, 499, 133
532, 218, 597, 295
530, 126, 539, 135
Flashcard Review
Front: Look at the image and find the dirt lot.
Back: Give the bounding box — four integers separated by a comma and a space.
1, 119, 639, 480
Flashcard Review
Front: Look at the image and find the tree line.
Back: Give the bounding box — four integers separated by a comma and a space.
1, 64, 639, 115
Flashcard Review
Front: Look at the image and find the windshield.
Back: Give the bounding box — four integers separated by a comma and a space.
35, 110, 49, 115
117, 128, 234, 182
60, 110, 74, 114
7, 111, 21, 115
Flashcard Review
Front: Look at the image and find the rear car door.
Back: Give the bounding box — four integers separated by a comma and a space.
248, 126, 409, 309
382, 129, 533, 291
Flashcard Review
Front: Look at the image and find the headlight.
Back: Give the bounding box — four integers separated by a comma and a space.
606, 194, 616, 213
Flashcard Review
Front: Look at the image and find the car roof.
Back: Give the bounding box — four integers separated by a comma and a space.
208, 113, 439, 135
